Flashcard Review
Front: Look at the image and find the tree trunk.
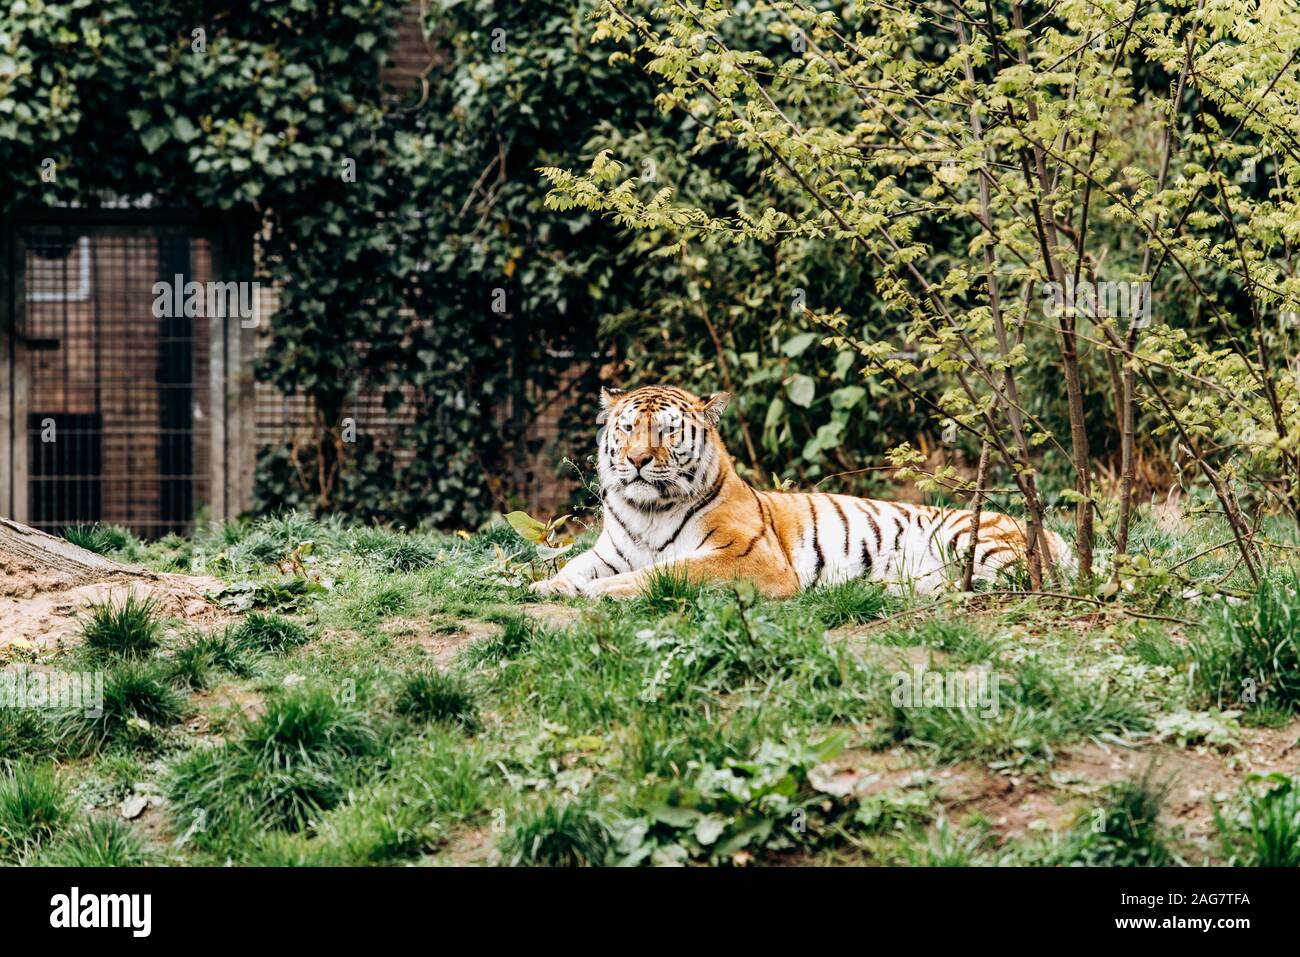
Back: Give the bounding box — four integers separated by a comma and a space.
0, 517, 145, 597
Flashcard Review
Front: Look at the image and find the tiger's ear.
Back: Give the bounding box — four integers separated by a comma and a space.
699, 392, 731, 426
597, 387, 626, 424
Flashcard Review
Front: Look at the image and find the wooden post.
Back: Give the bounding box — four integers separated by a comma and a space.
0, 220, 13, 518
10, 229, 29, 524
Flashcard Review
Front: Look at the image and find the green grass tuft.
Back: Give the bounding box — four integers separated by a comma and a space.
0, 707, 55, 771
1056, 767, 1175, 866
167, 683, 383, 838
882, 656, 1148, 765
54, 661, 184, 754
62, 522, 134, 555
1215, 773, 1300, 866
631, 564, 705, 614
350, 584, 413, 622
395, 671, 479, 731
463, 615, 540, 665
0, 764, 71, 862
1189, 575, 1300, 714
501, 799, 610, 867
232, 612, 311, 654
350, 530, 442, 573
168, 631, 255, 689
79, 593, 164, 659
792, 579, 891, 628
39, 814, 152, 867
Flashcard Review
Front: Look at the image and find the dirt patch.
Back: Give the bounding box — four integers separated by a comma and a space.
187, 687, 267, 734
389, 618, 504, 667
809, 746, 1073, 837
0, 517, 228, 650
0, 573, 228, 652
517, 602, 584, 630
429, 825, 496, 866
810, 721, 1300, 846
1051, 720, 1300, 842
828, 624, 948, 670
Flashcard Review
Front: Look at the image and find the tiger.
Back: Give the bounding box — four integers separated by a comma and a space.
530, 385, 1074, 599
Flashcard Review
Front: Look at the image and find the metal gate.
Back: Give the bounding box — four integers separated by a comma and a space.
1, 212, 256, 539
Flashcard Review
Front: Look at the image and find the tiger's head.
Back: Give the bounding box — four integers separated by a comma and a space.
596, 385, 731, 508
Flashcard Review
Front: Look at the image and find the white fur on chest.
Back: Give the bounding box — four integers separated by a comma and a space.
602, 493, 707, 568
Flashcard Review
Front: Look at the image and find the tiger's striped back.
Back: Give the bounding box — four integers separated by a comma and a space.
756, 491, 1072, 594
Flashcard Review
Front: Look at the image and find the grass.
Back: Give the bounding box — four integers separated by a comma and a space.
167, 683, 384, 840
79, 593, 164, 659
55, 661, 185, 754
1053, 767, 1177, 866
501, 799, 611, 867
62, 522, 134, 555
462, 615, 542, 666
11, 506, 1300, 866
792, 579, 893, 628
1215, 773, 1300, 866
1189, 574, 1300, 714
39, 815, 153, 867
0, 707, 55, 771
876, 647, 1150, 766
395, 671, 479, 731
168, 631, 255, 689
0, 764, 71, 862
231, 612, 311, 654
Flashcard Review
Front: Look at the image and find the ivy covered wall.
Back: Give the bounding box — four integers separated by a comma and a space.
2, 0, 933, 529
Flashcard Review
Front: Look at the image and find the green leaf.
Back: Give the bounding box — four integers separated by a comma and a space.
173, 115, 198, 142
785, 374, 816, 408
644, 803, 702, 827
694, 815, 726, 846
833, 350, 855, 379
830, 386, 865, 410
505, 510, 548, 544
139, 126, 169, 154
764, 396, 785, 429
534, 542, 574, 561
781, 332, 817, 357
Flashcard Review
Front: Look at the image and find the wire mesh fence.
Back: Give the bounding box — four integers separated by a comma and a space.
12, 223, 218, 539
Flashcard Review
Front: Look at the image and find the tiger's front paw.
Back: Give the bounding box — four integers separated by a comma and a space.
580, 574, 643, 599
530, 576, 580, 598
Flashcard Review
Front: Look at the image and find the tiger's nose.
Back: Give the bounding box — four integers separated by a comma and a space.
627, 449, 654, 470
